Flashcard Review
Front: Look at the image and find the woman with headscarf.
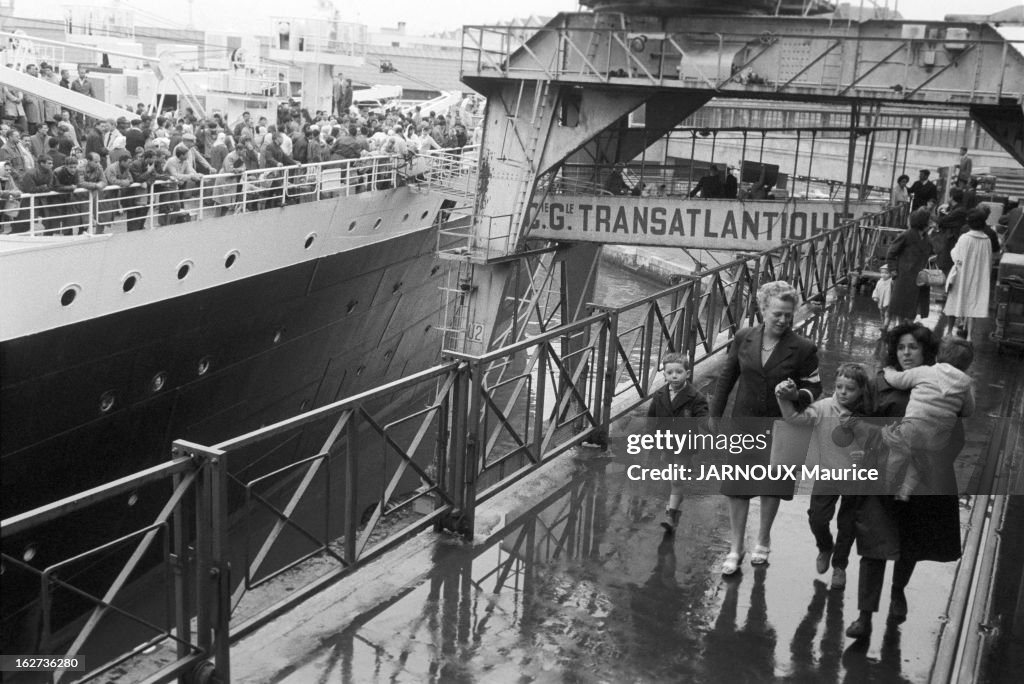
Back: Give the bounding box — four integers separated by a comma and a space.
57, 120, 80, 148
709, 280, 822, 575
885, 208, 933, 325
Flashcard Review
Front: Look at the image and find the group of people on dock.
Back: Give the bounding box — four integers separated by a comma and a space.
1, 64, 479, 234
885, 148, 1015, 339
648, 278, 976, 644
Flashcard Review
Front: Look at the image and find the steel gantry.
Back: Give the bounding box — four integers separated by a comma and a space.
441, 9, 1024, 357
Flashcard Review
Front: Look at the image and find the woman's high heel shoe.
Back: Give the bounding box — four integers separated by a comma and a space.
722, 551, 744, 576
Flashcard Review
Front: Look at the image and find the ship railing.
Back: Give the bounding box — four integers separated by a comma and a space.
3, 151, 485, 237
1, 205, 911, 681
459, 23, 1024, 105
420, 144, 479, 198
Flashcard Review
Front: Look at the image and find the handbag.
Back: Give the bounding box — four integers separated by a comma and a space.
916, 256, 945, 288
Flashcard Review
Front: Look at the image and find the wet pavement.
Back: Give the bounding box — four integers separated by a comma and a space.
232, 292, 1024, 684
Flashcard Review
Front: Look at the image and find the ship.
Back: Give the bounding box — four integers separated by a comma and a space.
0, 5, 472, 653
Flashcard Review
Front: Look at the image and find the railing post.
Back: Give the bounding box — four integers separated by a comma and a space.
209, 444, 230, 683
28, 195, 37, 236
442, 361, 475, 537
174, 439, 229, 683
601, 311, 618, 443
344, 414, 358, 562
684, 278, 701, 371
591, 310, 609, 447
198, 176, 205, 221
533, 343, 548, 462
241, 173, 249, 214
170, 467, 192, 668
641, 304, 655, 393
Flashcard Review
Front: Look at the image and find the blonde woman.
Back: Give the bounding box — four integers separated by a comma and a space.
709, 281, 822, 575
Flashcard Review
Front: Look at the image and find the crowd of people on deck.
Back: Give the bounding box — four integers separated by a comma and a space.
1, 64, 480, 234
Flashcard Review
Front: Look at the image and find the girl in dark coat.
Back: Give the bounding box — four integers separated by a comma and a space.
886, 208, 933, 323
845, 323, 962, 640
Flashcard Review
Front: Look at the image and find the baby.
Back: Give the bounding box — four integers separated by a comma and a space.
872, 265, 893, 329
881, 337, 975, 499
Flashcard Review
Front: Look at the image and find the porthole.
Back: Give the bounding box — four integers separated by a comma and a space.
348, 221, 357, 232
356, 365, 365, 376
224, 251, 239, 269
304, 233, 317, 249
372, 217, 383, 230
197, 356, 212, 376
60, 284, 80, 307
122, 272, 140, 293
346, 300, 358, 313
299, 399, 310, 411
176, 260, 193, 280
23, 544, 38, 563
430, 266, 440, 276
402, 213, 409, 222
99, 391, 116, 413
151, 372, 167, 393
127, 493, 139, 507
392, 281, 403, 293
273, 328, 284, 344
383, 350, 393, 361
424, 324, 432, 333
420, 210, 429, 220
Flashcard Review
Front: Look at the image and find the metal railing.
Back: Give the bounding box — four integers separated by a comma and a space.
1, 204, 904, 682
1, 149, 475, 237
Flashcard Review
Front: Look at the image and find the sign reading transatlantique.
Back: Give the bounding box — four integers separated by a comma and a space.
527, 196, 884, 250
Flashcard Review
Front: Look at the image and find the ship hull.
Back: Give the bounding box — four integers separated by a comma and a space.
1, 187, 452, 650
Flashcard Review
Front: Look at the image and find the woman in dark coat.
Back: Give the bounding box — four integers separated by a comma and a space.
710, 280, 822, 575
886, 208, 933, 323
845, 323, 962, 640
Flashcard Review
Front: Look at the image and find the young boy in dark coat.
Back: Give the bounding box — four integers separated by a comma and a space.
647, 352, 709, 532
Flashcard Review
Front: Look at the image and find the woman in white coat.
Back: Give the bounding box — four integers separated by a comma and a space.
944, 208, 994, 338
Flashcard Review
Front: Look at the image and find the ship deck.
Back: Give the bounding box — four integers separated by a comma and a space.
194, 293, 1024, 683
